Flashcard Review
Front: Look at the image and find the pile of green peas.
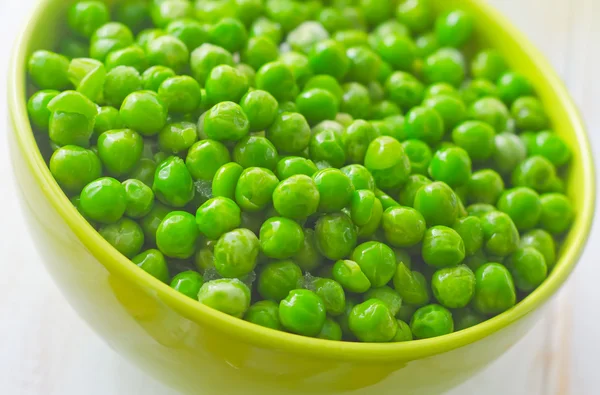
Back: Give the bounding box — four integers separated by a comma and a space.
26, 0, 575, 343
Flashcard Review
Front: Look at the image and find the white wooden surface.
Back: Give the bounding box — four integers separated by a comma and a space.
1, 1, 599, 394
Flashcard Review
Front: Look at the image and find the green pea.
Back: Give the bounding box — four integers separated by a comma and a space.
452, 216, 483, 256
435, 9, 473, 48
468, 97, 510, 133
27, 90, 60, 130
364, 286, 403, 316
204, 101, 250, 142
233, 135, 279, 170
341, 164, 376, 191
473, 262, 516, 315
380, 206, 426, 248
156, 211, 199, 259
539, 193, 573, 234
235, 167, 279, 212
341, 120, 375, 164
198, 278, 252, 318
296, 89, 339, 126
340, 82, 372, 119
350, 190, 381, 233
214, 228, 260, 278
132, 248, 170, 283
59, 37, 89, 59
186, 139, 231, 181
137, 28, 166, 51
209, 17, 248, 53
103, 65, 142, 108
505, 247, 548, 292
311, 277, 346, 316
165, 18, 208, 52
92, 106, 122, 139
318, 318, 343, 341
313, 168, 354, 213
146, 35, 189, 73
410, 304, 453, 339
396, 0, 434, 34
49, 146, 102, 194
96, 129, 143, 176
235, 0, 264, 27
156, 122, 197, 155
240, 90, 278, 133
141, 65, 175, 92
315, 213, 358, 261
497, 187, 542, 231
512, 155, 556, 193
255, 61, 297, 102
404, 106, 444, 145
460, 79, 499, 106
204, 65, 249, 106
68, 1, 110, 38
244, 300, 282, 330
465, 169, 504, 206
305, 75, 344, 105
293, 228, 324, 272
90, 22, 135, 62
393, 262, 430, 306
349, 299, 397, 342
258, 260, 303, 301
306, 39, 348, 81
28, 50, 71, 90
431, 264, 475, 308
266, 112, 311, 154
99, 217, 144, 258
466, 204, 497, 219
158, 76, 203, 114
451, 121, 496, 161
370, 100, 402, 120
391, 319, 413, 342
428, 147, 472, 188
280, 51, 314, 88
423, 48, 465, 87
190, 43, 234, 86
122, 178, 154, 219
279, 289, 326, 337
152, 156, 195, 207
344, 46, 381, 85
364, 136, 411, 190
105, 45, 148, 73
194, 238, 216, 274
250, 16, 283, 44
170, 271, 204, 299
422, 226, 465, 268
348, 241, 395, 288
120, 90, 167, 136
497, 71, 534, 105
520, 229, 556, 269
79, 177, 127, 224
530, 131, 571, 167
212, 162, 243, 200
511, 96, 548, 131
471, 49, 507, 82
276, 157, 318, 180
423, 94, 466, 131
414, 181, 460, 227
481, 211, 520, 257
398, 174, 432, 207
260, 217, 304, 259
272, 175, 320, 220
195, 197, 241, 240
373, 33, 416, 72
490, 133, 525, 176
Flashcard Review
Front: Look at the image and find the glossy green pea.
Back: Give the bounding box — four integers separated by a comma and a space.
214, 228, 260, 278
468, 97, 510, 133
317, 7, 347, 33
99, 217, 144, 258
105, 45, 148, 73
240, 90, 278, 132
235, 167, 279, 212
316, 214, 358, 261
423, 48, 465, 87
146, 35, 189, 73
404, 106, 444, 144
410, 304, 453, 339
422, 225, 465, 268
471, 49, 507, 82
313, 168, 354, 213
414, 181, 460, 227
236, 63, 256, 87
278, 101, 298, 114
423, 94, 466, 131
233, 136, 279, 170
170, 271, 204, 299
273, 175, 320, 220
539, 193, 574, 235
393, 262, 430, 306
341, 164, 376, 191
209, 17, 248, 53
257, 260, 303, 301
198, 278, 252, 318
351, 242, 396, 288
473, 263, 516, 315
381, 206, 426, 248
141, 65, 176, 92
153, 156, 194, 207
196, 197, 241, 240
431, 265, 475, 309
103, 66, 142, 107
49, 146, 102, 194
398, 174, 432, 207
79, 177, 127, 224
165, 18, 208, 52
511, 96, 548, 131
318, 318, 343, 341
157, 122, 197, 154
345, 46, 381, 85
250, 16, 283, 43
308, 39, 349, 80
435, 9, 473, 48
93, 106, 122, 139
97, 129, 143, 176
276, 157, 318, 180
260, 217, 304, 259
391, 319, 413, 342
212, 162, 243, 200
396, 0, 434, 34
286, 20, 329, 54
156, 211, 199, 259
505, 247, 548, 292
399, 140, 431, 176
497, 71, 534, 105
520, 229, 556, 269
90, 22, 135, 62
27, 90, 60, 130
428, 147, 472, 188
305, 75, 344, 105
460, 78, 499, 106
132, 249, 170, 283
311, 277, 346, 316
190, 43, 234, 86
452, 216, 484, 256
425, 83, 461, 102
63, 58, 104, 103
493, 132, 527, 174
481, 211, 520, 257
373, 34, 416, 72
204, 65, 249, 106
158, 76, 203, 113
266, 112, 311, 154
349, 299, 397, 342
122, 179, 154, 219
235, 0, 263, 26
28, 50, 71, 90
466, 203, 497, 218
195, 0, 237, 24
342, 120, 376, 164
204, 101, 250, 142
370, 101, 401, 120
497, 187, 542, 231
128, 158, 156, 188
244, 300, 282, 330
364, 286, 403, 316
451, 121, 496, 161
340, 82, 371, 119
372, 20, 410, 40
512, 155, 556, 193
531, 131, 571, 167
68, 1, 110, 38
280, 51, 314, 88
242, 36, 279, 71
120, 91, 167, 136
138, 201, 170, 245
186, 139, 230, 181
296, 89, 339, 125
151, 0, 193, 27
350, 189, 381, 226
364, 136, 411, 190
137, 28, 166, 51
279, 289, 326, 337
255, 61, 297, 102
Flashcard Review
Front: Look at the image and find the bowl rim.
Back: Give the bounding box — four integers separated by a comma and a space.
8, 0, 596, 362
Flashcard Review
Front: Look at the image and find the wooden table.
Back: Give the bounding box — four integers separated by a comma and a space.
1, 0, 598, 393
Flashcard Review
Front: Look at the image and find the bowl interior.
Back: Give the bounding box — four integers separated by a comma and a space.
8, 0, 595, 362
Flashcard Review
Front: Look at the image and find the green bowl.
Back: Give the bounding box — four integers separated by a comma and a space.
8, 0, 595, 394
